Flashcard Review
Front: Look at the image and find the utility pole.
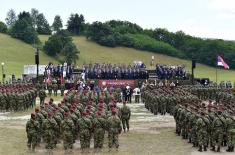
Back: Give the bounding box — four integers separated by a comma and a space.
1, 62, 5, 83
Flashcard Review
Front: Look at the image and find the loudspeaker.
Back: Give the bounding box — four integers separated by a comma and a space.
192, 60, 196, 69
35, 54, 39, 65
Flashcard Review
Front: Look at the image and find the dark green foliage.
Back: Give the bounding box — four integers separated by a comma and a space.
5, 9, 17, 28
10, 11, 39, 44
52, 15, 63, 32
44, 30, 71, 56
30, 8, 39, 29
87, 22, 116, 47
18, 11, 32, 23
36, 13, 51, 35
43, 34, 63, 56
67, 13, 85, 35
106, 20, 143, 34
0, 21, 7, 33
86, 21, 182, 57
127, 34, 183, 57
61, 42, 79, 64
44, 30, 79, 63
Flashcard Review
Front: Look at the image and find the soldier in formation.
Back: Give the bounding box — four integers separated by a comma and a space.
26, 113, 39, 152
26, 89, 124, 153
0, 83, 37, 112
142, 82, 235, 152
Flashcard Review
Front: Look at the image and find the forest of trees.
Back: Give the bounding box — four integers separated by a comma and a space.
1, 9, 235, 68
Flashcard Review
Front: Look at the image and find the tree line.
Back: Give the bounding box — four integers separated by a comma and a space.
1, 9, 235, 68
86, 20, 235, 69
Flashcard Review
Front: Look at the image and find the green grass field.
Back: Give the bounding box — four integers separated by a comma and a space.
0, 33, 58, 80
0, 33, 234, 83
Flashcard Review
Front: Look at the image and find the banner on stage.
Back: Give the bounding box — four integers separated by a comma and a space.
98, 80, 136, 87
23, 65, 46, 75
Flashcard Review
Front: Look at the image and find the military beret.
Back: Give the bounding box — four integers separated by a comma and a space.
31, 113, 36, 118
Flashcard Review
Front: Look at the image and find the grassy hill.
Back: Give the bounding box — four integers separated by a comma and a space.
71, 36, 235, 83
0, 33, 58, 80
42, 35, 235, 83
0, 33, 234, 83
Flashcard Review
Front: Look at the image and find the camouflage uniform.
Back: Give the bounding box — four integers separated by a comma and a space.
120, 103, 131, 132
26, 114, 39, 151
78, 114, 92, 151
42, 114, 58, 150
47, 84, 53, 96
53, 83, 58, 96
35, 110, 45, 145
93, 114, 106, 148
60, 83, 65, 96
211, 112, 226, 152
107, 111, 122, 149
61, 113, 75, 151
196, 113, 209, 152
39, 89, 46, 105
226, 116, 235, 152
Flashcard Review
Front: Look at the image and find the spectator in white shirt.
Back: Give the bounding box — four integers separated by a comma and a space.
133, 87, 141, 103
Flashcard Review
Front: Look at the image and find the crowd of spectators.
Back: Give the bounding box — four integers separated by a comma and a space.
82, 63, 149, 80
43, 62, 75, 89
156, 64, 187, 80
44, 62, 74, 79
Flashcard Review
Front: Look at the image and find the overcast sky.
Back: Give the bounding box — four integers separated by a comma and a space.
1, 0, 235, 40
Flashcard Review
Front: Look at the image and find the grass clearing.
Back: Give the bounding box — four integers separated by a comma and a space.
0, 127, 191, 155
0, 33, 58, 80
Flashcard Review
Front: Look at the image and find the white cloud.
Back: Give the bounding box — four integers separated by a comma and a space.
173, 18, 235, 40
208, 0, 235, 19
208, 0, 235, 11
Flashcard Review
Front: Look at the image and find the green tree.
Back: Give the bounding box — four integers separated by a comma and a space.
44, 34, 63, 56
30, 8, 39, 29
36, 13, 51, 35
10, 11, 39, 44
67, 13, 85, 35
0, 21, 7, 33
61, 42, 79, 64
44, 30, 72, 56
5, 9, 17, 28
52, 15, 63, 32
87, 21, 113, 41
18, 11, 32, 23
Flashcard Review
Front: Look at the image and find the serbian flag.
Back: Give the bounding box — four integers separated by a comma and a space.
217, 54, 229, 69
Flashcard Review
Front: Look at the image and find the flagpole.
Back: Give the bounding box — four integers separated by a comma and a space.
215, 52, 218, 87
216, 65, 218, 85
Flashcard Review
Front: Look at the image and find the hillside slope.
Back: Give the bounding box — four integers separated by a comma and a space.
0, 34, 233, 83
0, 33, 58, 79
72, 36, 235, 83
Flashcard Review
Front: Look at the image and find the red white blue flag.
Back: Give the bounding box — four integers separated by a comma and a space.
217, 54, 229, 69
